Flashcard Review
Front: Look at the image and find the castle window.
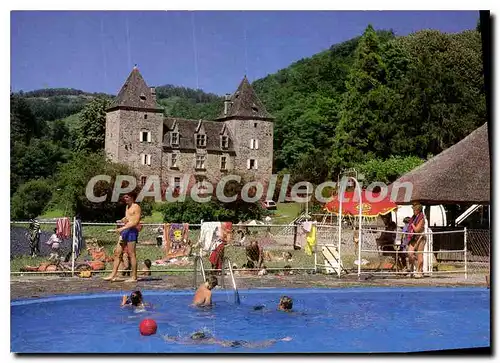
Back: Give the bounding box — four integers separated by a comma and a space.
195, 154, 206, 169
140, 176, 147, 186
141, 154, 152, 166
220, 156, 227, 170
174, 177, 181, 194
196, 134, 206, 148
140, 131, 151, 143
171, 132, 179, 146
221, 135, 229, 149
250, 139, 259, 150
254, 122, 258, 128
140, 93, 146, 101
144, 114, 148, 119
171, 153, 178, 168
247, 159, 258, 170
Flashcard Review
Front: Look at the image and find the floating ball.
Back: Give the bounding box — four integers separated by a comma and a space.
139, 319, 157, 336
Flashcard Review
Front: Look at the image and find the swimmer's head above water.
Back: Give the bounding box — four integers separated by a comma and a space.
278, 296, 293, 312
129, 291, 143, 306
205, 275, 218, 290
190, 331, 208, 340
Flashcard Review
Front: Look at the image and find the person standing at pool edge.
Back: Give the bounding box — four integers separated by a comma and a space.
104, 192, 142, 283
407, 203, 426, 278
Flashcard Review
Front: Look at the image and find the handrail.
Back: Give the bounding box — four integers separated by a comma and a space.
221, 257, 241, 305
192, 255, 206, 289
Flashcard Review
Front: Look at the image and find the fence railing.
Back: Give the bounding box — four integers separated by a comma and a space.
10, 220, 490, 279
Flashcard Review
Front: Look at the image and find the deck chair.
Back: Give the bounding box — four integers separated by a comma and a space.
321, 245, 348, 275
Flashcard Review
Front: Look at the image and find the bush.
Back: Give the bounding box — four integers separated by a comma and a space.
51, 152, 140, 222
11, 179, 53, 220
157, 197, 269, 224
139, 197, 155, 218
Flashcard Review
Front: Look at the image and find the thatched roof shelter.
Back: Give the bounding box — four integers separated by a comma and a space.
389, 123, 490, 205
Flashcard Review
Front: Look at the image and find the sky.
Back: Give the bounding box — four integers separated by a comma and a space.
10, 10, 480, 96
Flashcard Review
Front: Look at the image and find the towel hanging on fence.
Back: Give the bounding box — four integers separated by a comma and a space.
28, 219, 41, 257
56, 217, 71, 239
163, 223, 189, 256
73, 218, 84, 258
296, 223, 308, 248
199, 222, 221, 252
304, 224, 317, 256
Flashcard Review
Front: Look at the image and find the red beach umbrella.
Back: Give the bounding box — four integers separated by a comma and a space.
324, 191, 397, 217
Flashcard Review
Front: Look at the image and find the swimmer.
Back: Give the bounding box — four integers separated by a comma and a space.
121, 290, 145, 308
193, 275, 218, 307
278, 296, 293, 312
164, 330, 292, 348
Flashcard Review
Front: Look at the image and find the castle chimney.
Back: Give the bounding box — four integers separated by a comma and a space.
224, 94, 232, 116
150, 87, 156, 102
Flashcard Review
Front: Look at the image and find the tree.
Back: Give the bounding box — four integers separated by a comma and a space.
50, 118, 72, 148
51, 152, 152, 221
10, 138, 70, 195
11, 179, 53, 220
354, 156, 425, 185
393, 30, 486, 158
73, 97, 110, 153
10, 94, 39, 144
329, 25, 392, 175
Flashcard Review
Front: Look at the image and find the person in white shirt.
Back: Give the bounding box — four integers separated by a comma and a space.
46, 228, 62, 253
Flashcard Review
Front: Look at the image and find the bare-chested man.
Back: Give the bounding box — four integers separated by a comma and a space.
104, 191, 142, 283
192, 275, 218, 307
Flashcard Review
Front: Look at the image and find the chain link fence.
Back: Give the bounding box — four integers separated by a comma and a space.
10, 220, 489, 279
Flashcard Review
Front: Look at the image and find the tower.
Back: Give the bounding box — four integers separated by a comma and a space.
105, 66, 164, 184
217, 76, 274, 192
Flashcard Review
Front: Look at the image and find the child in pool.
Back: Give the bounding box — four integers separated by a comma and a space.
252, 295, 294, 312
193, 275, 218, 307
277, 296, 293, 312
121, 290, 145, 308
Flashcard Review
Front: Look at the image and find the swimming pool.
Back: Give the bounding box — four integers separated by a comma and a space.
11, 287, 490, 353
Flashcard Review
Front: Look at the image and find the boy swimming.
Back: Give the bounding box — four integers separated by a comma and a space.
164, 330, 292, 348
193, 275, 218, 307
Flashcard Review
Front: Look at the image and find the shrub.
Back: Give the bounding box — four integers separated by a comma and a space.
11, 179, 53, 220
157, 197, 269, 224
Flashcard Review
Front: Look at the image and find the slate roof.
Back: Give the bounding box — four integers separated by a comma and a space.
389, 123, 490, 204
108, 66, 162, 111
163, 117, 235, 153
216, 76, 274, 121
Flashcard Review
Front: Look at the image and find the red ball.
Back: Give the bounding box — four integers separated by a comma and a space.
139, 319, 158, 336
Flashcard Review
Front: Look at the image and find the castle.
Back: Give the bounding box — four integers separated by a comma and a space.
104, 67, 274, 196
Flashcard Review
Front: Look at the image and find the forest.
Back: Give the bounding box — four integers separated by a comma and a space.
10, 25, 486, 221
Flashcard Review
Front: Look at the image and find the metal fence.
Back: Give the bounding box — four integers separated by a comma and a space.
10, 220, 490, 278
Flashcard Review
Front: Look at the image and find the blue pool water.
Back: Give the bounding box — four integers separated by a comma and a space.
11, 287, 490, 353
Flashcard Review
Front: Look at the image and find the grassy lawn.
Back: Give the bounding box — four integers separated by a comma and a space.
39, 209, 67, 219
271, 202, 302, 224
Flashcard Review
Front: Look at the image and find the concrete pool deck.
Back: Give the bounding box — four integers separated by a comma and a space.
10, 273, 488, 300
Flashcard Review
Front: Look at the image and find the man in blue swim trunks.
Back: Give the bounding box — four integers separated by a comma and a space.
104, 191, 142, 283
